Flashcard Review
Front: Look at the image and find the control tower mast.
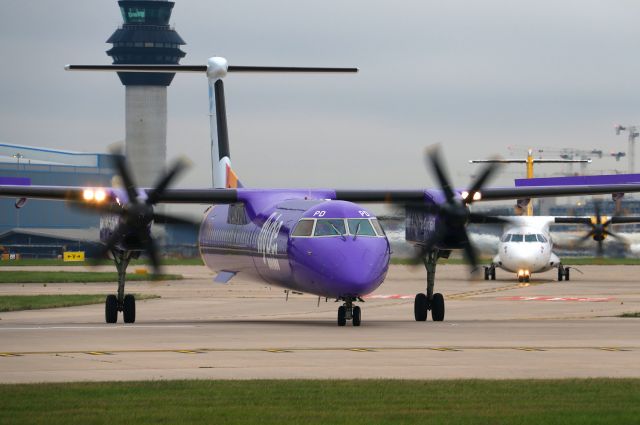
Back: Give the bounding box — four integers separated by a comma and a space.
106, 0, 186, 186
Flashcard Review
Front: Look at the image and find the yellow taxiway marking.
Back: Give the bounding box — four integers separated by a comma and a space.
447, 282, 545, 300
598, 347, 629, 352
0, 346, 638, 357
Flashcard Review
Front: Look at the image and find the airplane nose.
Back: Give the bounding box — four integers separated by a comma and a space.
290, 237, 390, 298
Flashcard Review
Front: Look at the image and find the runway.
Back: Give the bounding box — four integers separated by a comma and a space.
0, 264, 639, 383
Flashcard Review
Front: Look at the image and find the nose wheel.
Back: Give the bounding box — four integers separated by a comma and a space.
337, 298, 361, 326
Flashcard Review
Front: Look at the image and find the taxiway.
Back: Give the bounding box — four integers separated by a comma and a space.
0, 264, 638, 383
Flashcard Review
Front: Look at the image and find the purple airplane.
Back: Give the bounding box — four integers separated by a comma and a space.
3, 57, 640, 327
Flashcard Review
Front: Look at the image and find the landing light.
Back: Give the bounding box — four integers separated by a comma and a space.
94, 189, 107, 202
461, 191, 482, 201
83, 188, 107, 203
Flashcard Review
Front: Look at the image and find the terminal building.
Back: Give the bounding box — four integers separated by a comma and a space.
0, 143, 116, 258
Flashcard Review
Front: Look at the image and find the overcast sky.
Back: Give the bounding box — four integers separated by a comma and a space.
1, 0, 639, 192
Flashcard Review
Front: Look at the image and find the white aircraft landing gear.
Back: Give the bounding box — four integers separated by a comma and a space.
414, 250, 446, 322
105, 250, 136, 324
337, 297, 361, 326
557, 264, 570, 281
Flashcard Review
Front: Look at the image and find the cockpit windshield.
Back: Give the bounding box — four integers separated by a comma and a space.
504, 233, 547, 243
347, 219, 377, 236
314, 219, 347, 237
291, 218, 386, 238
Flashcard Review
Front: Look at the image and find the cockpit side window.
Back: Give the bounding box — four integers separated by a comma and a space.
525, 234, 537, 242
371, 219, 385, 236
314, 219, 347, 237
291, 219, 315, 237
348, 219, 377, 236
510, 234, 523, 242
537, 234, 547, 243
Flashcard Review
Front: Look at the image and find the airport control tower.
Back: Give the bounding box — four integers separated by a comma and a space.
106, 0, 186, 186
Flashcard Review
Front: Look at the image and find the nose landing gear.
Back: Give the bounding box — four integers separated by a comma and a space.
337, 297, 361, 326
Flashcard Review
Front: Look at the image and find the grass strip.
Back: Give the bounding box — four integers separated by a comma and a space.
0, 271, 181, 284
0, 379, 638, 425
620, 312, 640, 318
0, 258, 204, 267
0, 294, 159, 312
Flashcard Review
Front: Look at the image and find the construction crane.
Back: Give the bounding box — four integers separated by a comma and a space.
614, 125, 639, 173
471, 149, 590, 216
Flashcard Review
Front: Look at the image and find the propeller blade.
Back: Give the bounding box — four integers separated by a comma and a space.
576, 232, 594, 244
152, 212, 198, 226
605, 229, 620, 240
465, 162, 502, 205
111, 152, 139, 203
426, 146, 456, 204
460, 232, 479, 272
146, 159, 189, 205
145, 236, 162, 276
468, 213, 510, 224
597, 239, 604, 257
594, 201, 602, 224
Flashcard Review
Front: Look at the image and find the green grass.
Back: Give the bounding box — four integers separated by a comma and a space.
620, 312, 640, 318
0, 379, 638, 424
0, 257, 204, 267
0, 294, 159, 312
0, 271, 182, 284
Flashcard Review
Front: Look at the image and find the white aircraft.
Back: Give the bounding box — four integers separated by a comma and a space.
482, 209, 640, 282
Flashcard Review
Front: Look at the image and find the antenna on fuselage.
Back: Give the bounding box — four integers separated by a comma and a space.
66, 59, 358, 189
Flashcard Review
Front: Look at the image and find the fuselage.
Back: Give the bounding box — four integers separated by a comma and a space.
198, 193, 391, 299
492, 217, 559, 276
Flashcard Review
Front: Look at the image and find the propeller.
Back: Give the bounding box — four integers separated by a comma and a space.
575, 201, 619, 257
78, 151, 195, 275
407, 146, 508, 272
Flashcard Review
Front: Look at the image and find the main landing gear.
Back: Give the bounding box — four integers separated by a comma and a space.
105, 250, 137, 324
414, 250, 447, 322
483, 265, 496, 281
557, 264, 570, 281
337, 297, 361, 326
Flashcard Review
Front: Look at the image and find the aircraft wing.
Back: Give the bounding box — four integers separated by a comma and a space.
5, 183, 640, 205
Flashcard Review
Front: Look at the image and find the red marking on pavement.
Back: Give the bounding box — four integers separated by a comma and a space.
498, 296, 613, 302
365, 294, 414, 300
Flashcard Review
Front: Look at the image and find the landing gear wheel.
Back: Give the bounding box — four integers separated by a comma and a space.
490, 269, 496, 280
564, 268, 570, 281
558, 267, 564, 282
105, 295, 118, 324
337, 306, 346, 326
431, 293, 445, 322
414, 293, 428, 321
484, 268, 489, 280
518, 275, 524, 283
524, 276, 530, 283
123, 294, 136, 324
352, 306, 361, 327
